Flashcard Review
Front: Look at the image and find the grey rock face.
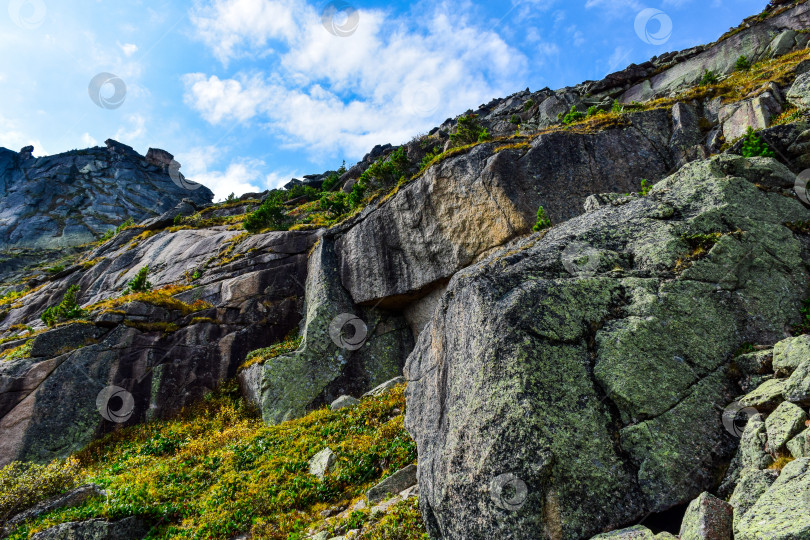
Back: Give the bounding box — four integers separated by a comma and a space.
336, 109, 678, 306
255, 238, 412, 424
1, 484, 106, 534
740, 414, 774, 471
0, 229, 318, 466
590, 525, 655, 539
405, 156, 810, 539
787, 72, 810, 108
29, 517, 150, 540
0, 141, 212, 250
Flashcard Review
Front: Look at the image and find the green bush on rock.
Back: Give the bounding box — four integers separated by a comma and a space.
741, 126, 776, 158
41, 285, 85, 327
244, 192, 288, 232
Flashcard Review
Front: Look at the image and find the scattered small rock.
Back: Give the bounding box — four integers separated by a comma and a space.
362, 376, 406, 398
330, 395, 360, 411
765, 401, 807, 451
366, 464, 417, 504
309, 448, 337, 480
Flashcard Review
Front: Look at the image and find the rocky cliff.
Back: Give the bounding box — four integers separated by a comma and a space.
2, 2, 810, 540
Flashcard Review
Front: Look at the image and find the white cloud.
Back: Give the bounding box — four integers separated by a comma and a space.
0, 114, 47, 154
114, 114, 148, 143
189, 0, 300, 64
117, 42, 139, 57
185, 0, 527, 159
607, 45, 633, 73
80, 133, 98, 147
192, 159, 266, 200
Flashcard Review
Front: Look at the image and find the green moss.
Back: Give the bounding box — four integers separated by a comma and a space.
5, 382, 417, 540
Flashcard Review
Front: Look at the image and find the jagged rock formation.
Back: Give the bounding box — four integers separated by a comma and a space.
0, 139, 212, 250
405, 155, 810, 539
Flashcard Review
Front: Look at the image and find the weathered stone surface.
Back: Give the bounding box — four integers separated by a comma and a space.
740, 414, 774, 471
405, 155, 810, 539
773, 334, 810, 376
29, 517, 150, 540
720, 92, 782, 141
787, 427, 810, 459
740, 378, 788, 411
590, 526, 655, 539
0, 143, 212, 250
366, 464, 417, 504
330, 395, 359, 411
257, 239, 412, 424
787, 71, 810, 108
736, 458, 810, 540
309, 448, 336, 480
0, 230, 318, 466
783, 357, 810, 404
679, 492, 733, 540
765, 401, 807, 451
336, 110, 677, 306
728, 469, 779, 532
734, 350, 773, 376
621, 3, 810, 103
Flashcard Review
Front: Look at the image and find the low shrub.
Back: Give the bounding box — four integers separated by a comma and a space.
319, 192, 350, 216
700, 69, 719, 86
449, 115, 489, 147
125, 266, 152, 294
741, 126, 775, 158
244, 192, 288, 233
41, 285, 85, 327
562, 106, 586, 125
0, 458, 83, 523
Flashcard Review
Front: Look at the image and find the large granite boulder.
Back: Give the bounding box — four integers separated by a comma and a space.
405, 155, 810, 539
246, 238, 413, 424
336, 108, 684, 306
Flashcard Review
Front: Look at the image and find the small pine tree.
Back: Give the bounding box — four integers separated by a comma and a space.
533, 206, 552, 232
700, 69, 719, 86
740, 127, 775, 158
735, 55, 751, 71
41, 285, 85, 327
126, 266, 152, 294
640, 179, 651, 196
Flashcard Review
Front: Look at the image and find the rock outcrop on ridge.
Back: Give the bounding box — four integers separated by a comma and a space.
0, 139, 213, 250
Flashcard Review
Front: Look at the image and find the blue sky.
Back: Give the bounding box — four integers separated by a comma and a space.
0, 0, 768, 199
